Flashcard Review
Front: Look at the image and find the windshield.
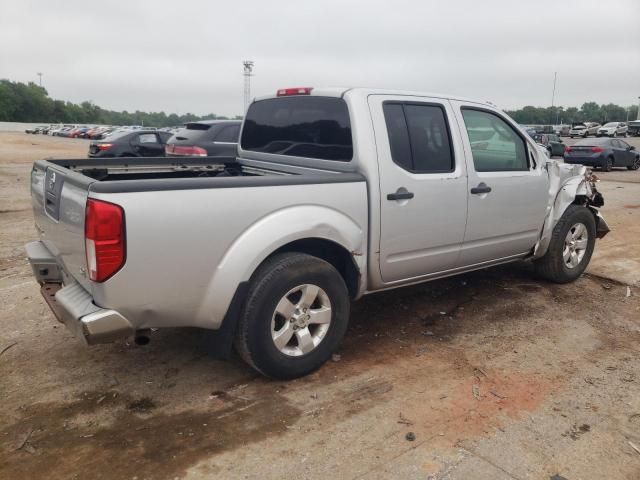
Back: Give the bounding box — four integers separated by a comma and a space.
602, 123, 617, 128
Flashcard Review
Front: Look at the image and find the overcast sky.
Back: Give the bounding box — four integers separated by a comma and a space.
1, 0, 639, 117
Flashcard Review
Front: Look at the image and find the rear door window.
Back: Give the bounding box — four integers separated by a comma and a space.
215, 125, 240, 143
241, 96, 352, 161
383, 102, 454, 173
138, 133, 159, 144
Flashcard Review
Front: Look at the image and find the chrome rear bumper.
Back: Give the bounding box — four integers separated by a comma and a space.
26, 241, 134, 344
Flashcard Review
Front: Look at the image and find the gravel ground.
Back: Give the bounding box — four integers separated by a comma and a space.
0, 132, 639, 480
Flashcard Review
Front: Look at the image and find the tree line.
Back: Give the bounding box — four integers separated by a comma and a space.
0, 79, 241, 127
505, 102, 639, 126
1, 78, 638, 127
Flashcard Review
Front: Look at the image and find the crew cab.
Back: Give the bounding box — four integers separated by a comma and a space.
26, 87, 609, 379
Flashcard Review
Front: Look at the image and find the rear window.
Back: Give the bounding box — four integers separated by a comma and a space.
171, 123, 214, 143
241, 96, 353, 161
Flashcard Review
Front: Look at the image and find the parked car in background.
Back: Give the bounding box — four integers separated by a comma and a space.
533, 133, 565, 157
522, 126, 537, 137
165, 120, 241, 157
597, 122, 628, 137
88, 129, 173, 157
564, 137, 639, 171
628, 120, 640, 137
553, 125, 571, 136
569, 122, 600, 138
25, 126, 46, 134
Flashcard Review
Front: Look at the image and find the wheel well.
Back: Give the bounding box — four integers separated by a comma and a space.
271, 238, 361, 299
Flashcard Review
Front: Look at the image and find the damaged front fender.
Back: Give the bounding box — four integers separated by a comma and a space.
532, 161, 609, 259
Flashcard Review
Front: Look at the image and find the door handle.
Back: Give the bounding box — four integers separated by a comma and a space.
470, 183, 492, 194
387, 190, 414, 201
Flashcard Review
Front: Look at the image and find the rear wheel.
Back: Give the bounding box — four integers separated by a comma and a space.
628, 156, 640, 171
534, 205, 596, 283
234, 253, 350, 379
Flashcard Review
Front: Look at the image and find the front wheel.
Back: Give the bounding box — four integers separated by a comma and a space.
234, 252, 350, 379
628, 156, 640, 170
602, 156, 613, 172
534, 205, 596, 283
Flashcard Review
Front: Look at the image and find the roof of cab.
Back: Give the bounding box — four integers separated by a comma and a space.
253, 87, 494, 108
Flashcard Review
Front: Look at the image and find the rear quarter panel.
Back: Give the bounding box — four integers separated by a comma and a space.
89, 180, 368, 330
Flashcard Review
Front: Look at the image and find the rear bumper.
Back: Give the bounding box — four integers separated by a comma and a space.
25, 240, 134, 344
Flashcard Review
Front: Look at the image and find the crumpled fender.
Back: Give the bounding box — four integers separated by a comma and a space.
195, 205, 366, 329
532, 161, 607, 258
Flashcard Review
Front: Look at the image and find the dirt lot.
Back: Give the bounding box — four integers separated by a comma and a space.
1, 132, 639, 480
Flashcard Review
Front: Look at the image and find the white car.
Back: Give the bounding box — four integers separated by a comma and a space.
569, 122, 600, 138
597, 122, 628, 137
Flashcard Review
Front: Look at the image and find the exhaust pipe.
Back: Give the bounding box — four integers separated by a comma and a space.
133, 329, 151, 346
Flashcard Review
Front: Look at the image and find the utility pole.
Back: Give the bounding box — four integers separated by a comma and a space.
550, 71, 557, 126
637, 96, 640, 121
243, 61, 254, 113
37, 72, 43, 87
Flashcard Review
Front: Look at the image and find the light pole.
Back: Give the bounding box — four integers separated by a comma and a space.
550, 72, 557, 125
243, 61, 254, 113
37, 72, 43, 87
637, 96, 640, 121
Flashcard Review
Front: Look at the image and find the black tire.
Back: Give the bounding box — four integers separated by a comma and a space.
602, 156, 613, 172
534, 205, 596, 284
234, 252, 350, 379
628, 156, 640, 171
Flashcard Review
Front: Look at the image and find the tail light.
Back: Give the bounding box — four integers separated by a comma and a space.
96, 143, 113, 151
591, 147, 603, 153
565, 146, 572, 153
166, 145, 207, 156
85, 199, 125, 282
277, 87, 313, 96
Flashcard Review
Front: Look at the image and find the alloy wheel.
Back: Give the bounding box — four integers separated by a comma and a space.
563, 223, 588, 269
271, 284, 332, 356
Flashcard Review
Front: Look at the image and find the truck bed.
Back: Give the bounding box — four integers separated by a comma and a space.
29, 155, 367, 337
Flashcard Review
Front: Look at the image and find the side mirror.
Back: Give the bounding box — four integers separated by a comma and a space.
630, 145, 636, 151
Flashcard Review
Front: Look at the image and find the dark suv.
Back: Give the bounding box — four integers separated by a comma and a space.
165, 120, 241, 157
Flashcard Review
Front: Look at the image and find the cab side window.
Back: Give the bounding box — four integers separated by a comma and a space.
383, 102, 454, 173
461, 109, 528, 172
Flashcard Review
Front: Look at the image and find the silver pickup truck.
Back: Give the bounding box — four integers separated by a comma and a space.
26, 87, 609, 379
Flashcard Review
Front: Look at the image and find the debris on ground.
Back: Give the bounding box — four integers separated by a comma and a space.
331, 354, 341, 362
398, 413, 413, 426
0, 342, 18, 357
549, 475, 569, 480
12, 428, 33, 452
474, 367, 488, 377
472, 384, 481, 400
562, 423, 591, 440
405, 432, 416, 441
626, 286, 632, 297
490, 390, 507, 400
629, 441, 640, 456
